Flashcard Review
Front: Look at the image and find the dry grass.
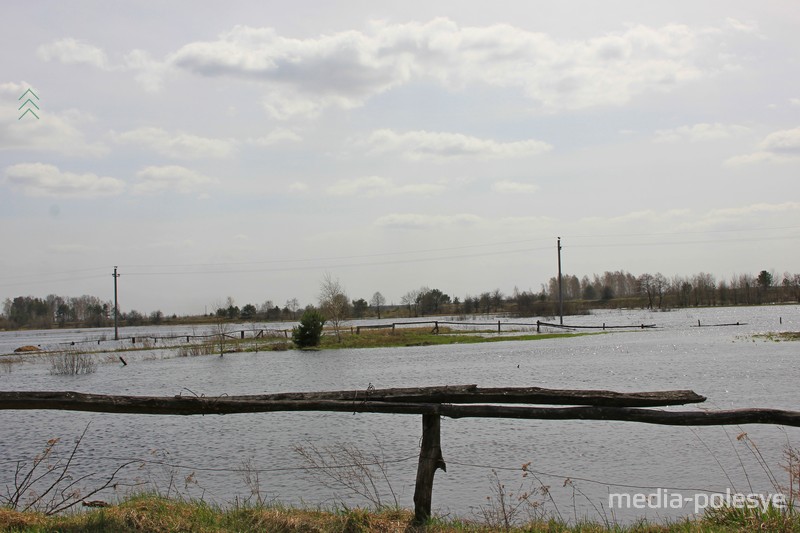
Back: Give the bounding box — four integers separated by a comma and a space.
1, 495, 797, 532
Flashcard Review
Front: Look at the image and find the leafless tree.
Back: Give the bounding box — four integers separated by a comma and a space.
370, 291, 385, 319
319, 273, 349, 342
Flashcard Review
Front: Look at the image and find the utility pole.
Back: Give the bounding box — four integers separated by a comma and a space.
557, 237, 563, 325
113, 266, 120, 340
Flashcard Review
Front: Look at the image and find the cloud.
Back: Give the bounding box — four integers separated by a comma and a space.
498, 216, 555, 227
326, 176, 444, 196
683, 202, 800, 230
0, 85, 107, 156
4, 163, 124, 197
375, 213, 482, 229
791, 98, 800, 107
113, 127, 236, 158
725, 127, 800, 166
134, 165, 217, 194
492, 180, 539, 194
49, 18, 742, 118
246, 128, 303, 146
724, 18, 761, 35
576, 204, 800, 232
653, 123, 750, 143
367, 129, 551, 160
123, 49, 169, 92
37, 38, 112, 69
38, 39, 167, 92
0, 82, 29, 97
759, 127, 800, 154
288, 181, 309, 193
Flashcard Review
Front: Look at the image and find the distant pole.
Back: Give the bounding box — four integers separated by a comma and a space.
113, 266, 120, 340
557, 237, 563, 325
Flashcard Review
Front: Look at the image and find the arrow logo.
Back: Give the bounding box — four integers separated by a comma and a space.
18, 88, 40, 120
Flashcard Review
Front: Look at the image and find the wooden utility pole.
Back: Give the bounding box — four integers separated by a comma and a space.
557, 237, 563, 325
113, 266, 120, 340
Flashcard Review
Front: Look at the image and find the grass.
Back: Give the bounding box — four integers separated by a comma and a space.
0, 495, 798, 532
753, 331, 800, 342
316, 326, 600, 350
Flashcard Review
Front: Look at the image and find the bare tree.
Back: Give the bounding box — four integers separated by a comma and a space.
285, 298, 300, 320
319, 273, 349, 342
370, 291, 386, 319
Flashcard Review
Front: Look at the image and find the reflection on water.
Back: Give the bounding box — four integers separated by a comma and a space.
0, 305, 798, 524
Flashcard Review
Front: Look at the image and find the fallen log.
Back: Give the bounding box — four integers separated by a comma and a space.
215, 384, 706, 407
0, 391, 798, 427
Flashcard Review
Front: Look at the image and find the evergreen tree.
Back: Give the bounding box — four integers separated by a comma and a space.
292, 309, 325, 348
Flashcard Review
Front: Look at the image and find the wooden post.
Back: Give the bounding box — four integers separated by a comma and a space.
536, 320, 540, 333
497, 320, 501, 333
392, 323, 396, 334
413, 414, 446, 524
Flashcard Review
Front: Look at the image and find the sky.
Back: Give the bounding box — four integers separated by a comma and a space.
1, 0, 799, 316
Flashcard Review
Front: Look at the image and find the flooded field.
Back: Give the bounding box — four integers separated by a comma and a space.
0, 305, 798, 524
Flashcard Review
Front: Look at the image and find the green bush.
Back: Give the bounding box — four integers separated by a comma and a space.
292, 309, 325, 348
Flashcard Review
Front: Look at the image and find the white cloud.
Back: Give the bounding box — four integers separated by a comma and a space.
246, 128, 302, 146
790, 98, 800, 107
725, 127, 800, 166
498, 216, 555, 227
375, 213, 482, 229
38, 39, 168, 92
759, 127, 800, 154
0, 85, 107, 156
367, 129, 551, 160
492, 180, 539, 194
4, 163, 124, 197
113, 127, 236, 158
724, 18, 761, 35
123, 49, 169, 93
580, 210, 662, 225
288, 181, 309, 193
327, 176, 444, 197
684, 202, 800, 230
134, 165, 217, 194
0, 82, 29, 97
653, 123, 750, 143
37, 38, 112, 69
141, 18, 746, 118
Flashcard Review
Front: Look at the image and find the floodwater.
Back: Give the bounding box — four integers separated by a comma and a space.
0, 305, 798, 525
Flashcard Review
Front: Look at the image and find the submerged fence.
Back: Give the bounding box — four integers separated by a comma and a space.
9, 316, 757, 354
1, 384, 798, 523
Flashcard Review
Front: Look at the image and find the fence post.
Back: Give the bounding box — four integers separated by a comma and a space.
392, 323, 396, 334
497, 320, 501, 333
413, 414, 446, 524
240, 331, 245, 340
536, 320, 540, 333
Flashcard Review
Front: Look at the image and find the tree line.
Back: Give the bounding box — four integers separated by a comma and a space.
2, 269, 799, 330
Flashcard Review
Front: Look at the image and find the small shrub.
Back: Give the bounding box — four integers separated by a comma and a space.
292, 310, 325, 348
49, 350, 95, 375
177, 343, 214, 357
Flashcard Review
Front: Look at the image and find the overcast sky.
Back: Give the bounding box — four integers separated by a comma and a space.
2, 0, 799, 315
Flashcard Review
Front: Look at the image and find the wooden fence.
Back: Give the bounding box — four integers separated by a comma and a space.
1, 384, 799, 523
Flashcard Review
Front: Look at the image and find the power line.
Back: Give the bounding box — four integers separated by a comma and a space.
122, 246, 551, 276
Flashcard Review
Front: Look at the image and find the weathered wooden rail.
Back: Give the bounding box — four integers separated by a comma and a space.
1, 385, 799, 523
